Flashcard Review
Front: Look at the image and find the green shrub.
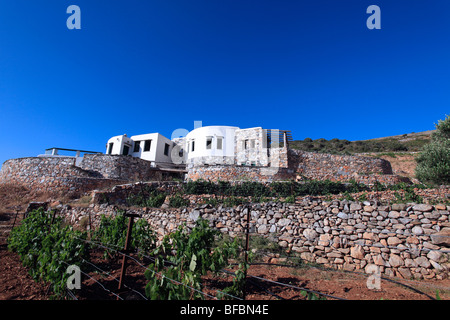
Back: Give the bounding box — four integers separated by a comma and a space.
416, 115, 450, 185
127, 189, 167, 208
223, 196, 247, 207
284, 195, 296, 203
183, 179, 371, 199
201, 197, 219, 206
416, 140, 450, 185
183, 180, 217, 195
169, 194, 190, 208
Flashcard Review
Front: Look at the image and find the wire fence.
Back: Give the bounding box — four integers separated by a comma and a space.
72, 235, 243, 300
73, 219, 446, 301
3, 209, 448, 301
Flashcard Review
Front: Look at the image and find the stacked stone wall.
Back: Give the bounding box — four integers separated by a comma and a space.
186, 164, 294, 183
0, 155, 183, 200
79, 154, 181, 181
62, 199, 449, 280
0, 157, 127, 198
290, 149, 393, 178
186, 149, 409, 185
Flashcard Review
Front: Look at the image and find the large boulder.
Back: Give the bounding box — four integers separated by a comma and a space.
430, 228, 450, 247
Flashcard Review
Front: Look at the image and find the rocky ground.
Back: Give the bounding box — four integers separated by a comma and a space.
360, 152, 419, 182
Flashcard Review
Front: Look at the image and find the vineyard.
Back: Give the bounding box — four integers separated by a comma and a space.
1, 205, 448, 302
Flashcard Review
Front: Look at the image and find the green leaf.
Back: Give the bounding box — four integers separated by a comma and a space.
189, 254, 197, 272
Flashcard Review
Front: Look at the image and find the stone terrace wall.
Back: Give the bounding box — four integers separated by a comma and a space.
186, 164, 295, 183
63, 199, 449, 280
0, 155, 183, 200
91, 181, 183, 206
291, 149, 393, 176
186, 149, 408, 185
290, 150, 410, 185
79, 154, 182, 181
0, 157, 127, 198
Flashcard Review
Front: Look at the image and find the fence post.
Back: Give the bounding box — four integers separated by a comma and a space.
87, 211, 92, 240
11, 206, 21, 230
117, 212, 140, 299
243, 204, 251, 300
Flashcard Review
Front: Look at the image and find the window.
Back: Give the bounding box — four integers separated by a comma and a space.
133, 141, 140, 153
244, 140, 249, 150
144, 140, 151, 152
250, 139, 255, 149
191, 140, 195, 152
206, 137, 212, 150
122, 145, 130, 155
164, 143, 170, 156
217, 137, 223, 150
107, 143, 114, 154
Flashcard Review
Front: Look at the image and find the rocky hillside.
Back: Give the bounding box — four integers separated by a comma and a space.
291, 130, 433, 154
290, 130, 434, 182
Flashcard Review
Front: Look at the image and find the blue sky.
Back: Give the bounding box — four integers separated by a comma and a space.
0, 1, 449, 164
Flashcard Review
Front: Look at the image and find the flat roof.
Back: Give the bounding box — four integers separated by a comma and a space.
45, 147, 102, 154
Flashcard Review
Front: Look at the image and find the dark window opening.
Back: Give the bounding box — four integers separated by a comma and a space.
206, 137, 212, 150
107, 143, 114, 154
122, 145, 130, 155
133, 141, 140, 153
164, 143, 170, 156
144, 140, 151, 152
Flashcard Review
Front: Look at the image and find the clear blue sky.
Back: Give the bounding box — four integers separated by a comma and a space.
0, 1, 449, 164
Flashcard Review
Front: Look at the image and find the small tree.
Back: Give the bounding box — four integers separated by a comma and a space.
415, 115, 450, 185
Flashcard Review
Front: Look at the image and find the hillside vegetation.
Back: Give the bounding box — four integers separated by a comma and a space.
290, 130, 433, 155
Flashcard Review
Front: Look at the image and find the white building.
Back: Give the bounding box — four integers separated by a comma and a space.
185, 125, 239, 165
184, 125, 291, 167
106, 133, 179, 167
105, 125, 291, 168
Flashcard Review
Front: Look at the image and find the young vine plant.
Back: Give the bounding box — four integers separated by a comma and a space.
144, 218, 247, 300
7, 208, 89, 298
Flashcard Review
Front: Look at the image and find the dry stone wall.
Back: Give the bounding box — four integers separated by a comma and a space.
62, 199, 449, 280
290, 149, 394, 176
186, 164, 295, 183
0, 155, 182, 200
79, 154, 181, 181
0, 157, 124, 198
186, 149, 409, 185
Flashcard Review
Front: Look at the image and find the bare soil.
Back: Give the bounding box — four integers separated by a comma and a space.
358, 152, 419, 181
